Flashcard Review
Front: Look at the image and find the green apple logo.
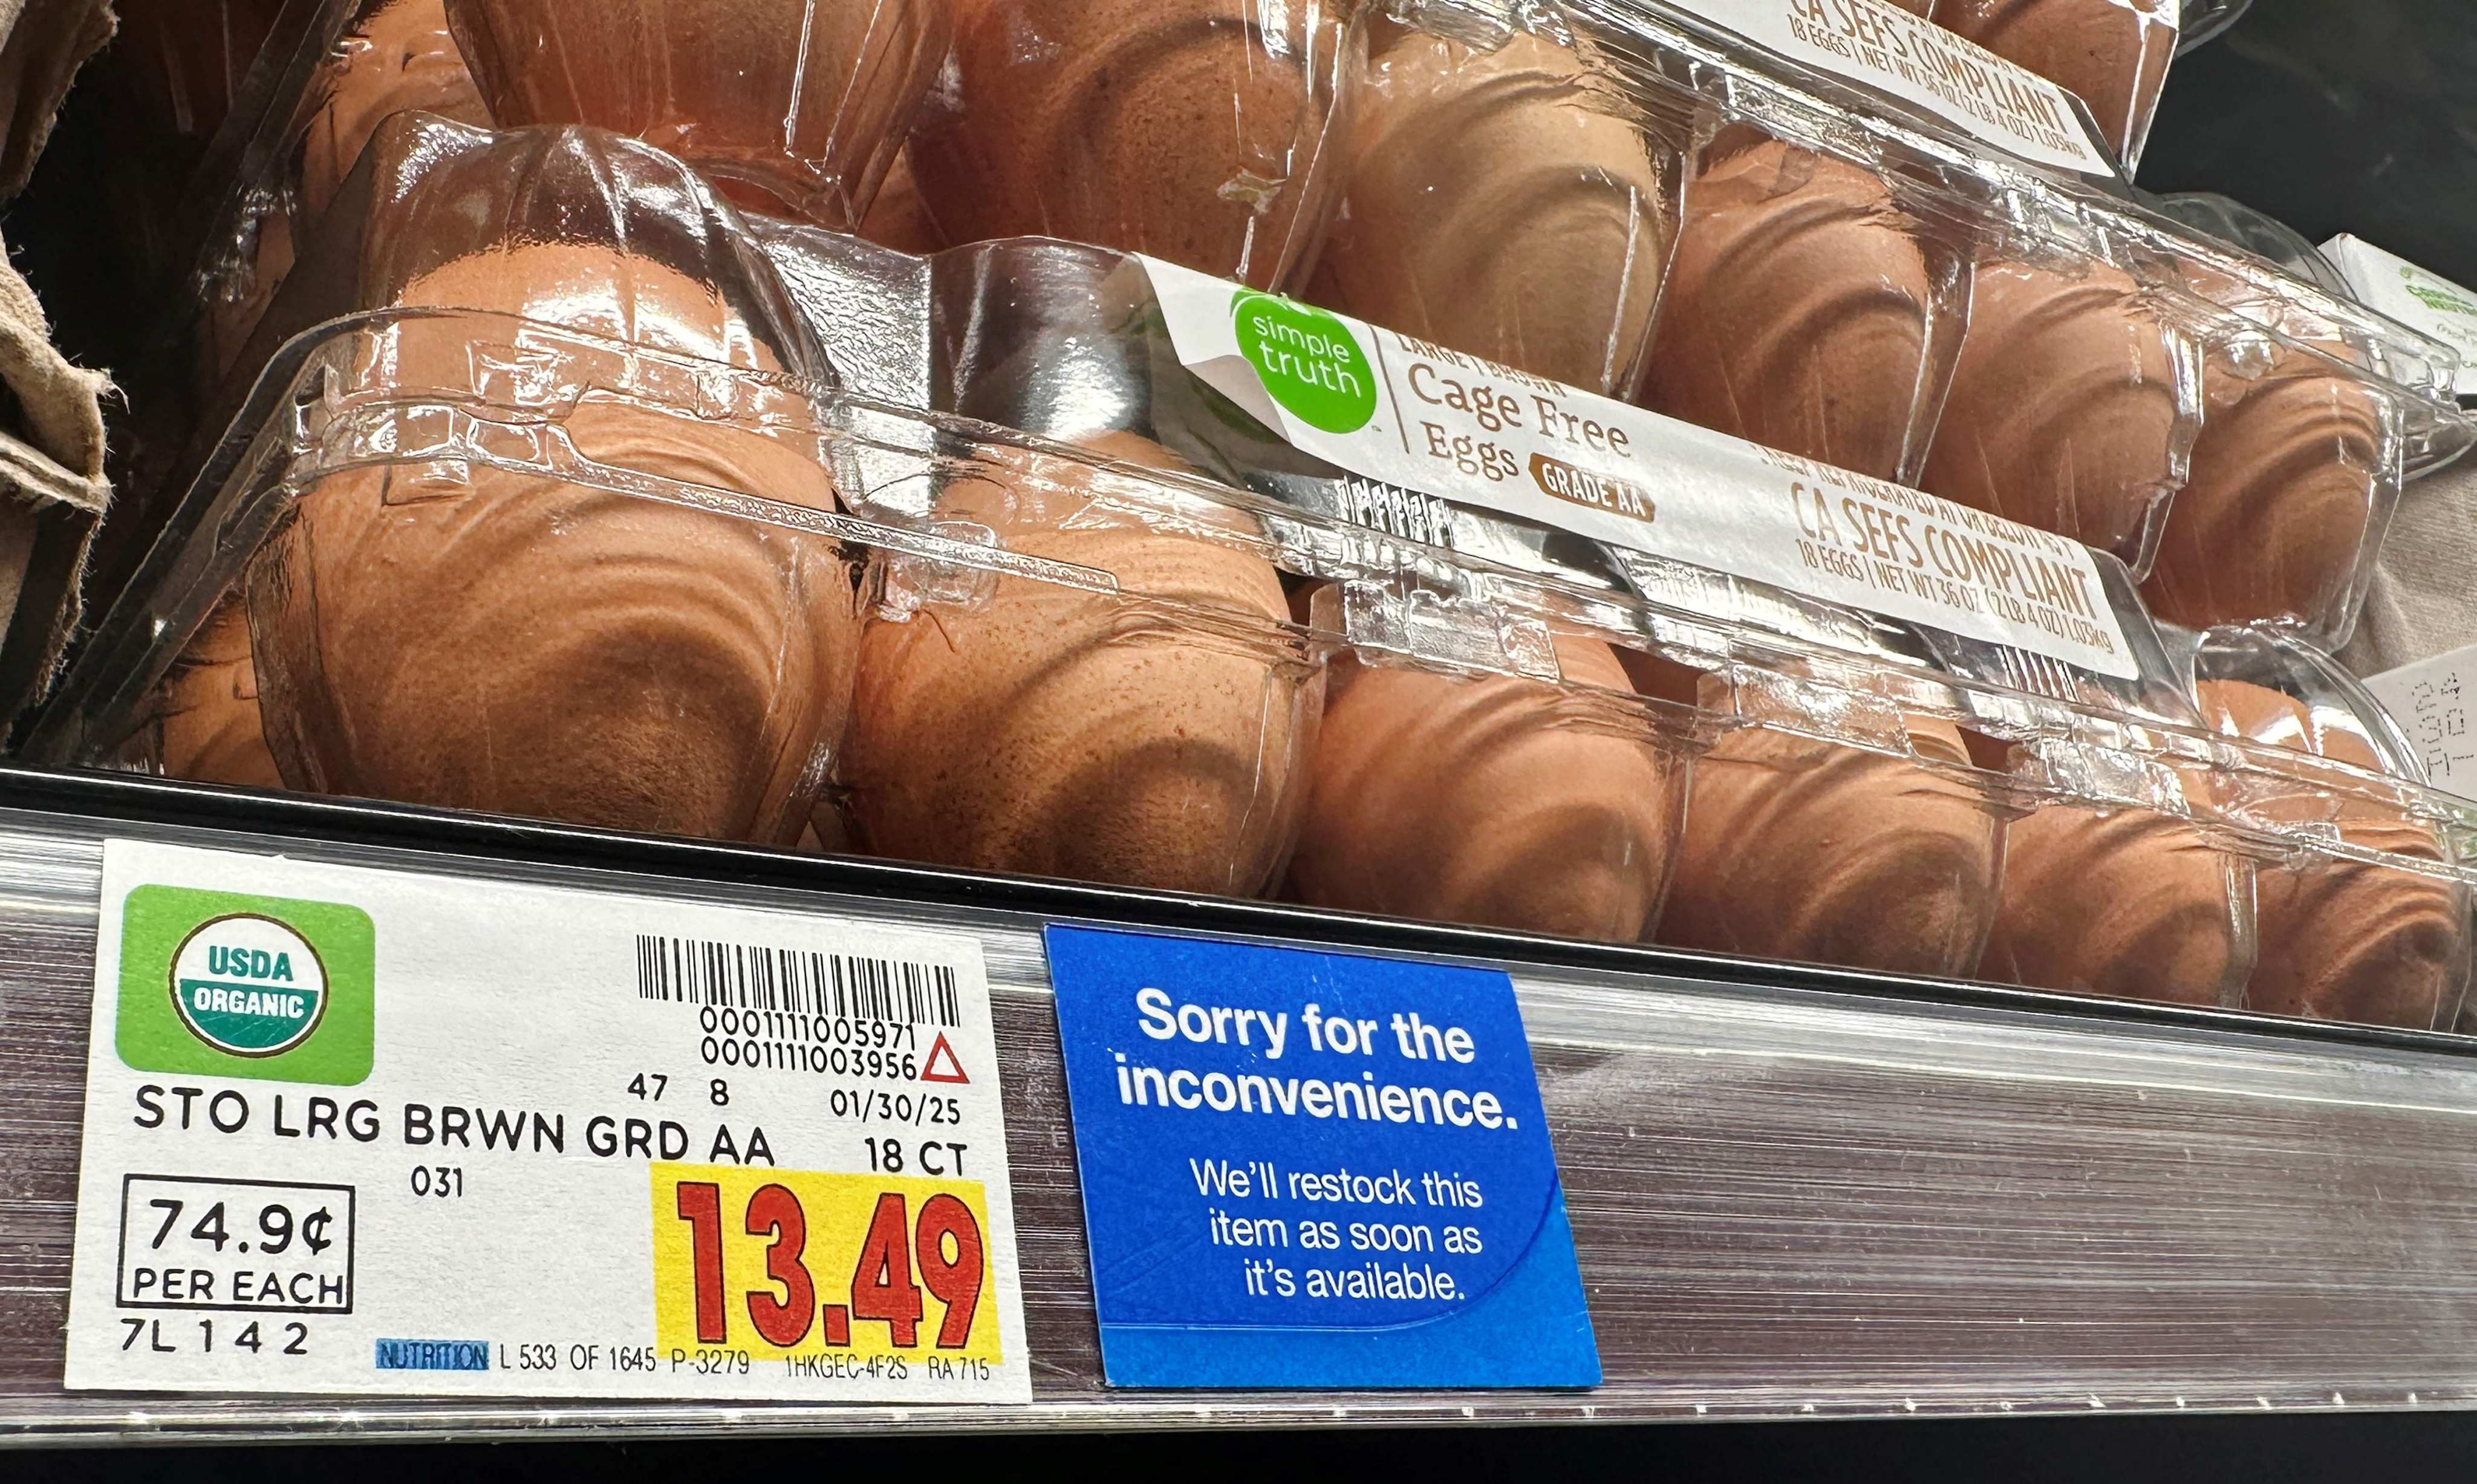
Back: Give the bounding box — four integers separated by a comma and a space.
1233, 291, 1379, 434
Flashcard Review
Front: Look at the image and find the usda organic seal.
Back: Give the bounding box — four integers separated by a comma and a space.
169, 913, 328, 1056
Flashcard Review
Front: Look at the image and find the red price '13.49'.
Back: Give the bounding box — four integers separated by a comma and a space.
672, 1182, 983, 1350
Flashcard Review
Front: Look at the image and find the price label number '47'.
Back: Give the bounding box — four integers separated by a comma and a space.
649, 1165, 1000, 1364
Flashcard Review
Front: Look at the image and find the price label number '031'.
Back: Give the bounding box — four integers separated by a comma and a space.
649, 1165, 1000, 1370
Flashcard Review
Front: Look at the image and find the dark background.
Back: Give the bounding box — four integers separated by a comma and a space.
16, 0, 2477, 1474
27, 1408, 2477, 1480
2140, 0, 2477, 286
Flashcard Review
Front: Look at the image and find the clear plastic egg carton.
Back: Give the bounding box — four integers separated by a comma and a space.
0, 275, 2094, 997
745, 216, 2209, 737
39, 284, 2470, 1030
1410, 531, 2477, 1026
62, 89, 2474, 1034
760, 201, 2444, 1017
1537, 0, 2470, 645
25, 288, 2003, 987
105, 0, 489, 611
1872, 0, 2180, 168
126, 1, 2472, 668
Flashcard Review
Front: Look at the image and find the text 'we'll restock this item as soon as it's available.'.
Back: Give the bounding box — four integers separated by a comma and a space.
1049, 926, 1599, 1388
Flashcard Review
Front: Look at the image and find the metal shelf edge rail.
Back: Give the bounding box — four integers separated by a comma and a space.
5, 769, 2477, 1443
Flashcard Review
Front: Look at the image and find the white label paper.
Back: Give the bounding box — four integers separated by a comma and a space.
1662, 0, 2119, 175
65, 841, 1032, 1402
1142, 256, 2141, 680
2366, 643, 2477, 801
2322, 235, 2477, 398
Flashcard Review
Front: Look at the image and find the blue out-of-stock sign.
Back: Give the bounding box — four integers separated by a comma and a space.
374, 1338, 490, 1372
1044, 925, 1599, 1389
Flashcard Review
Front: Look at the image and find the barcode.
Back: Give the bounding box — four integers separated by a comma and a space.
634, 934, 961, 1026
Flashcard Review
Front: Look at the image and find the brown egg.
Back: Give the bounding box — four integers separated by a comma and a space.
2196, 679, 2470, 1027
262, 241, 858, 841
857, 146, 948, 256
2143, 353, 2387, 634
158, 597, 284, 791
1919, 257, 2186, 565
1287, 634, 1685, 940
199, 208, 296, 389
302, 0, 487, 215
841, 435, 1320, 893
2195, 677, 2330, 763
906, 0, 1361, 288
444, 0, 951, 229
1981, 801, 2251, 1006
1641, 139, 1939, 482
1306, 24, 1677, 397
2245, 817, 2475, 1028
1660, 709, 2004, 976
203, 0, 487, 389
1933, 0, 2176, 160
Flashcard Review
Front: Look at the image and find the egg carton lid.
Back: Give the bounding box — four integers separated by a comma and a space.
1522, 0, 2473, 461
119, 0, 443, 452
122, 0, 369, 345
100, 100, 825, 639
752, 223, 2218, 735
44, 304, 2462, 890
21, 307, 1364, 773
2146, 192, 2355, 299
2177, 0, 2251, 51
1423, 528, 2477, 876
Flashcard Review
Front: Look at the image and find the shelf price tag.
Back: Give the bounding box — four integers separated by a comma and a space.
63, 841, 1030, 1403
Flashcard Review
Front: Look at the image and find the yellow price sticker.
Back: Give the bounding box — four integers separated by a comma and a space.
649, 1164, 1001, 1364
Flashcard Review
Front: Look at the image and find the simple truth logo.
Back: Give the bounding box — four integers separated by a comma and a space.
1232, 291, 1379, 435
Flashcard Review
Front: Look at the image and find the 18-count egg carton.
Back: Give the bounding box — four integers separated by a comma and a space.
112, 0, 2473, 677
37, 115, 2475, 1033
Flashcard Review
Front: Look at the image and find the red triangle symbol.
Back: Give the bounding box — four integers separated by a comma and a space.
920, 1033, 969, 1084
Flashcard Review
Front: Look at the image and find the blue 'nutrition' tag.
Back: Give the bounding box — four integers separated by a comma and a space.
1044, 925, 1599, 1389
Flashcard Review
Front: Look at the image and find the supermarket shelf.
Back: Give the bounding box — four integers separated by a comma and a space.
7, 770, 2477, 1442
